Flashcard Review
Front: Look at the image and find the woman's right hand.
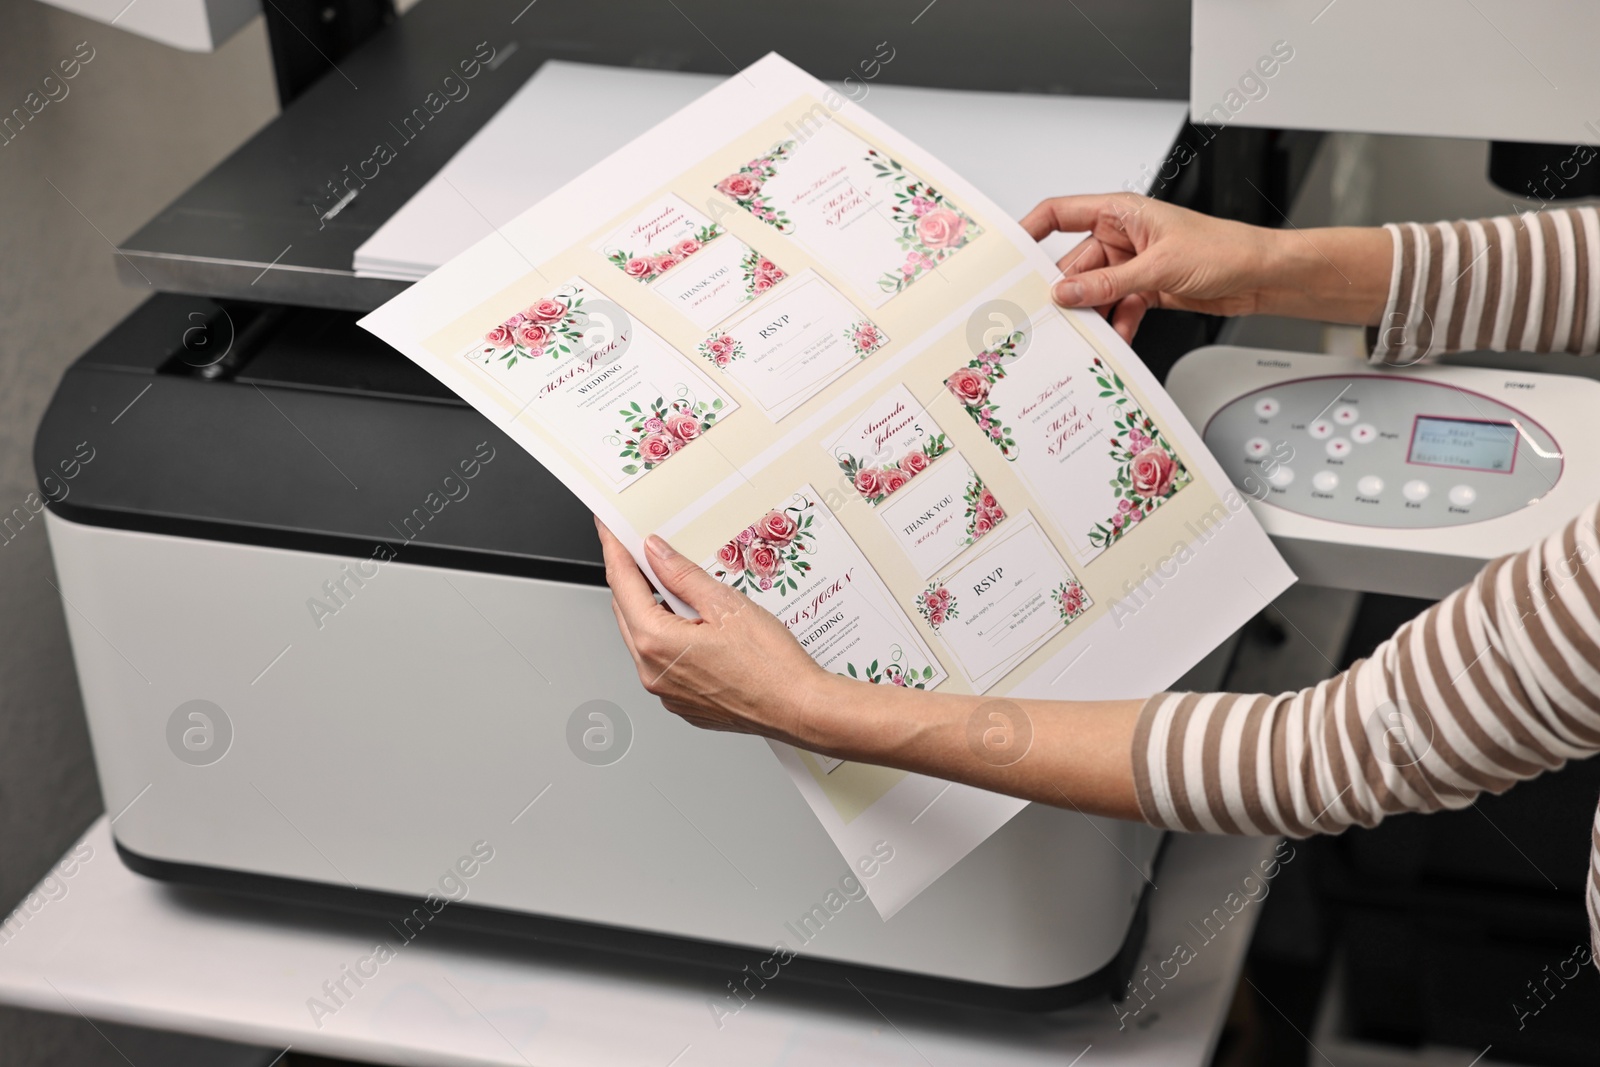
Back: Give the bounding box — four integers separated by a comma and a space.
1020, 193, 1392, 342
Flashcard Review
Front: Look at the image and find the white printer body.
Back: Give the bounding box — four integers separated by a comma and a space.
39, 298, 1162, 1008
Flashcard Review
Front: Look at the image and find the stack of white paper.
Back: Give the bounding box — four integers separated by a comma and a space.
353, 59, 1191, 279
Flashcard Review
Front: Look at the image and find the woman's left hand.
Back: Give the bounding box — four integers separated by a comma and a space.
597, 517, 839, 747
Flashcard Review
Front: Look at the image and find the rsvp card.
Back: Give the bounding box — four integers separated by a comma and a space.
911, 513, 1089, 693
696, 270, 887, 421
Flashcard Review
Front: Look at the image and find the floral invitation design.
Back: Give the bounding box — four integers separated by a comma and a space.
464, 276, 737, 490
694, 270, 887, 420
945, 315, 1189, 562
911, 514, 1087, 693
593, 194, 787, 330
823, 384, 950, 507
711, 122, 982, 308
1084, 355, 1190, 550
706, 486, 946, 696
878, 453, 1006, 579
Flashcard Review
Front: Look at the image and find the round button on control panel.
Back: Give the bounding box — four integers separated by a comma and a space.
1203, 375, 1561, 529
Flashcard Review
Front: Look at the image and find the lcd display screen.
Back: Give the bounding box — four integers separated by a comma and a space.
1408, 417, 1517, 472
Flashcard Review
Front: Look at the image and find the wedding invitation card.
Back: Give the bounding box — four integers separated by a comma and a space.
362, 54, 1293, 918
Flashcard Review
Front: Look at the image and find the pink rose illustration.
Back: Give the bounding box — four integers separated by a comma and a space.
900, 450, 930, 475
717, 174, 761, 199
881, 467, 910, 494
623, 257, 654, 279
901, 252, 931, 277
736, 526, 757, 545
946, 367, 990, 406
1127, 431, 1153, 453
909, 196, 936, 217
713, 352, 732, 367
1061, 587, 1084, 616
916, 208, 966, 250
665, 412, 701, 441
654, 253, 682, 273
854, 467, 883, 497
753, 275, 775, 293
747, 543, 782, 589
716, 541, 745, 571
485, 323, 515, 348
707, 335, 736, 358
980, 488, 999, 511
757, 258, 777, 273
973, 512, 994, 536
527, 298, 568, 323
643, 416, 665, 433
853, 324, 881, 351
1130, 447, 1178, 498
671, 238, 701, 257
928, 608, 946, 627
640, 433, 676, 464
756, 509, 799, 545
514, 322, 549, 350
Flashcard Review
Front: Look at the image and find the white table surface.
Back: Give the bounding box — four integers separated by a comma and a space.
0, 819, 1273, 1066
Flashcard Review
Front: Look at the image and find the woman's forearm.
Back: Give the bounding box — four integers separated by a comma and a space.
795, 674, 1147, 822
1256, 225, 1393, 326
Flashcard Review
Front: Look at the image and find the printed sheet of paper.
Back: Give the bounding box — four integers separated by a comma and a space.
361, 54, 1294, 919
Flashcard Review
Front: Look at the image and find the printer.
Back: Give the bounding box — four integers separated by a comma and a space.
39, 293, 1162, 1009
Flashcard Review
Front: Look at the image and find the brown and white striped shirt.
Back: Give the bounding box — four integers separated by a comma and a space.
1134, 206, 1600, 958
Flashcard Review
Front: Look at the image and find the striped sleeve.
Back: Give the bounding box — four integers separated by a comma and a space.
1370, 206, 1600, 365
1131, 502, 1600, 963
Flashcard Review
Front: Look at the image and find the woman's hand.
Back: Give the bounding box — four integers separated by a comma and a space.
1020, 193, 1392, 342
597, 518, 841, 748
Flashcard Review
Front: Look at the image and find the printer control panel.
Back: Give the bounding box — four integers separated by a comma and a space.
1203, 375, 1563, 529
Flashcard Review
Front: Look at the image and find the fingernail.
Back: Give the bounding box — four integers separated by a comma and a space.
646, 534, 676, 558
1054, 280, 1083, 306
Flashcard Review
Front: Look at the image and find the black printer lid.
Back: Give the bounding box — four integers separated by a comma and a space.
35, 294, 604, 583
